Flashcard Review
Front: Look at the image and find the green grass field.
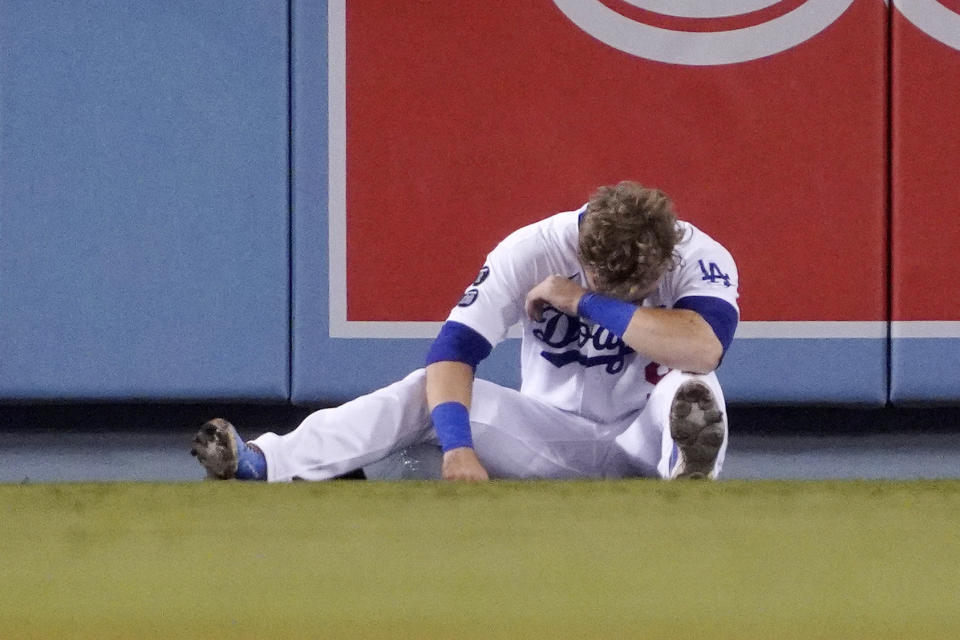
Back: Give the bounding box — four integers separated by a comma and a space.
2, 480, 959, 639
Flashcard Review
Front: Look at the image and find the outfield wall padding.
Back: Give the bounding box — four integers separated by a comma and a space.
3, 1, 959, 405
0, 1, 290, 400
890, 3, 960, 403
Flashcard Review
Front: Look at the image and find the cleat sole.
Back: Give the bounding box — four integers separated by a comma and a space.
669, 380, 725, 480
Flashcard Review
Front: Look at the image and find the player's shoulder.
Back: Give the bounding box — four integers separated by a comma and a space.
658, 220, 739, 304
675, 220, 734, 260
496, 205, 583, 253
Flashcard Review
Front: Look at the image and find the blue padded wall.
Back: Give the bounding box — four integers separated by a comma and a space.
720, 339, 888, 406
0, 1, 290, 400
891, 340, 960, 404
289, 0, 331, 402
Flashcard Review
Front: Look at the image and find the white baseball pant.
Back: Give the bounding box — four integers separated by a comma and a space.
252, 368, 728, 481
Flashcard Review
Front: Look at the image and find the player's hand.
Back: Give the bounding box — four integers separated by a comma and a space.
442, 447, 490, 482
525, 274, 588, 321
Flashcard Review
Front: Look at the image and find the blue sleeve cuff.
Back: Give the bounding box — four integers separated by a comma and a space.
674, 296, 739, 354
431, 402, 473, 451
425, 321, 493, 369
577, 292, 636, 337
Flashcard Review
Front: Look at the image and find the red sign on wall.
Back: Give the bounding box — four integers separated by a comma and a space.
333, 0, 887, 333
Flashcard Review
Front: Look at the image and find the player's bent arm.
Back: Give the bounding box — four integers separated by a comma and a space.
579, 292, 728, 373
621, 307, 723, 374
526, 275, 733, 373
424, 322, 493, 482
425, 361, 489, 482
425, 359, 474, 411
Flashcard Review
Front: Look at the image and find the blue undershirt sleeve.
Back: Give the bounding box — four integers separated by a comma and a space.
425, 321, 494, 370
673, 295, 739, 354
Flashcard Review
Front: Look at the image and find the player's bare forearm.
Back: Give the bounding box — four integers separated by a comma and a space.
425, 360, 490, 481
621, 307, 723, 374
425, 360, 474, 409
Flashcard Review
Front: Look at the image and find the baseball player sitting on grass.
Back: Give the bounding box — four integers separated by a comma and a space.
192, 181, 739, 481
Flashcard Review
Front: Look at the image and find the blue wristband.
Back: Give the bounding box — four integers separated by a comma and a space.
577, 292, 636, 337
431, 402, 473, 452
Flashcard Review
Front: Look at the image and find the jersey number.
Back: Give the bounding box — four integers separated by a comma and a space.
698, 260, 731, 287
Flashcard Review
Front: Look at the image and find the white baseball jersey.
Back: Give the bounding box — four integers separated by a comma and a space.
446, 205, 740, 424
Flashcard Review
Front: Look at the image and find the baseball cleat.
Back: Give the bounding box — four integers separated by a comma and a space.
669, 380, 725, 479
190, 418, 240, 480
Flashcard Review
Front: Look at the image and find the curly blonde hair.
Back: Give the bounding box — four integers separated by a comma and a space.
578, 181, 683, 297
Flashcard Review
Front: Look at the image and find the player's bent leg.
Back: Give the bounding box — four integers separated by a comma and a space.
467, 379, 621, 478
668, 379, 726, 480
191, 418, 267, 481
613, 370, 728, 479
